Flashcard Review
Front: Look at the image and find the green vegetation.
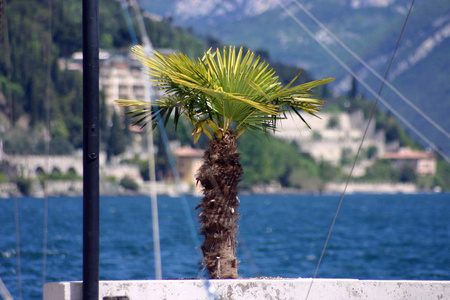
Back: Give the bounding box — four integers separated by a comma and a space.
238, 133, 328, 190
119, 176, 139, 192
120, 156, 152, 182
205, 42, 329, 99
433, 159, 450, 190
359, 160, 399, 182
2, 128, 74, 155
350, 153, 450, 191
340, 148, 354, 166
16, 177, 33, 196
107, 110, 127, 161
326, 115, 340, 129
43, 170, 81, 181
332, 78, 421, 148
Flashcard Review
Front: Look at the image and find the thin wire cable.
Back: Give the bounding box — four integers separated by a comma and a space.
0, 0, 3, 42
120, 0, 138, 45
299, 1, 415, 299
145, 107, 163, 280
42, 196, 48, 285
4, 0, 22, 298
0, 278, 13, 300
42, 195, 48, 286
291, 0, 449, 140
118, 6, 164, 279
14, 197, 22, 300
155, 120, 217, 300
128, 0, 162, 280
41, 0, 52, 290
2, 0, 13, 127
155, 121, 203, 254
277, 0, 449, 163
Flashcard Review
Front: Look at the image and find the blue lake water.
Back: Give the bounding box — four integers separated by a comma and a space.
1, 193, 449, 299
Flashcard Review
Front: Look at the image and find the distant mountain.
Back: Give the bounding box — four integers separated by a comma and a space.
141, 0, 450, 158
140, 0, 413, 74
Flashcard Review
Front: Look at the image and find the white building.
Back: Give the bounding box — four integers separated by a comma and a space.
60, 50, 169, 110
99, 49, 175, 109
100, 55, 147, 108
383, 148, 437, 176
276, 111, 386, 172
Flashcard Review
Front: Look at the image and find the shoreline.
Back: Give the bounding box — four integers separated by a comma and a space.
0, 180, 443, 198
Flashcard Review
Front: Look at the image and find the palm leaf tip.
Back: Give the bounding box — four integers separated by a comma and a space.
116, 99, 152, 107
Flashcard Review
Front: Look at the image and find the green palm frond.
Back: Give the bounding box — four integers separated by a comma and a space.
116, 45, 334, 141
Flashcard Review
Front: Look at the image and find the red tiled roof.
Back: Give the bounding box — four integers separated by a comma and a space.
129, 125, 144, 133
174, 146, 204, 158
383, 149, 435, 160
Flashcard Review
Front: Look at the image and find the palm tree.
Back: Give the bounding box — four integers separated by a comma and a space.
117, 45, 334, 279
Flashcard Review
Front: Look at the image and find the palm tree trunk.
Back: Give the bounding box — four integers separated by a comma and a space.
196, 132, 243, 279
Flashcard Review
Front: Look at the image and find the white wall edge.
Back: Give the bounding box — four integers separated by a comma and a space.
43, 278, 450, 300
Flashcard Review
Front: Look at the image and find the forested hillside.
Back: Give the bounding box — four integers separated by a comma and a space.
0, 0, 205, 154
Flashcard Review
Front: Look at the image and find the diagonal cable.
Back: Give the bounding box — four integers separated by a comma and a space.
276, 0, 449, 163
14, 198, 22, 300
0, 278, 13, 300
42, 0, 53, 291
3, 0, 23, 298
280, 0, 416, 299
292, 0, 450, 139
128, 0, 162, 281
155, 118, 217, 300
0, 0, 3, 42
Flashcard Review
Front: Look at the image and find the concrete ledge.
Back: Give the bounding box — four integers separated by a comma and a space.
44, 279, 450, 300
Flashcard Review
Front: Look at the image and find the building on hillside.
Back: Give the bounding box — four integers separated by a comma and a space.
173, 146, 204, 185
58, 50, 111, 72
100, 49, 175, 109
383, 148, 436, 176
59, 51, 144, 109
59, 49, 171, 110
100, 56, 146, 108
276, 111, 385, 174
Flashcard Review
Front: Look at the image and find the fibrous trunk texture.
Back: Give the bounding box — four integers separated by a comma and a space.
196, 132, 243, 279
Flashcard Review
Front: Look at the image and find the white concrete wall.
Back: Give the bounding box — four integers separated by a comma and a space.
44, 279, 450, 300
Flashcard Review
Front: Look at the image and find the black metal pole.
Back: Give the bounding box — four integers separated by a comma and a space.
82, 0, 99, 299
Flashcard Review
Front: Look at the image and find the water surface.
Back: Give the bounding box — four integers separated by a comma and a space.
0, 193, 449, 299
